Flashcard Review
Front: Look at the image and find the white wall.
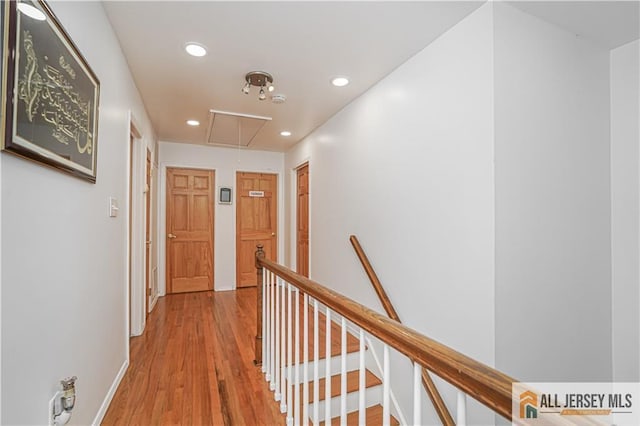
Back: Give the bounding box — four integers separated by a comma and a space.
611, 39, 640, 382
494, 2, 612, 381
286, 4, 495, 423
158, 142, 285, 292
0, 2, 156, 424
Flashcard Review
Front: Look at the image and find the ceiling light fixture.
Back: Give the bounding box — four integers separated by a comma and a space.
331, 76, 350, 87
185, 42, 207, 57
186, 119, 200, 126
17, 2, 46, 21
280, 131, 291, 137
242, 71, 274, 101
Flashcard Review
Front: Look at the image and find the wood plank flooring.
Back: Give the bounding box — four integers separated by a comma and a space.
101, 289, 285, 425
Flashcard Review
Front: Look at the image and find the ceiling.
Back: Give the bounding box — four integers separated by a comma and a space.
103, 1, 639, 153
508, 1, 639, 49
102, 1, 484, 151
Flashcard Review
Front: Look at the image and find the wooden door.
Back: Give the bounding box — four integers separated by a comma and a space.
166, 168, 215, 293
236, 172, 277, 287
128, 135, 134, 334
145, 150, 151, 316
296, 164, 309, 277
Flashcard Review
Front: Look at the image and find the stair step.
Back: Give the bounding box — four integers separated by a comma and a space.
286, 350, 362, 384
309, 369, 380, 402
306, 382, 383, 424
320, 404, 399, 426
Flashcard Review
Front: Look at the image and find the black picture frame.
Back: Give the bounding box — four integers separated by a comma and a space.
2, 0, 100, 183
0, 1, 9, 139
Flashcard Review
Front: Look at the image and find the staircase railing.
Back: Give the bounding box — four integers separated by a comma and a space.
349, 235, 455, 426
254, 244, 521, 425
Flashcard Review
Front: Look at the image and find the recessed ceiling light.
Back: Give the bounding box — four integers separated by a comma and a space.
331, 76, 349, 87
280, 131, 291, 137
186, 119, 200, 126
17, 3, 46, 21
185, 42, 207, 57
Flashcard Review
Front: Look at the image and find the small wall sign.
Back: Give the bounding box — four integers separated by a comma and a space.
249, 191, 264, 198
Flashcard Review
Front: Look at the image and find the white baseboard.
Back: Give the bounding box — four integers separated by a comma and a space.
92, 360, 129, 426
149, 294, 159, 312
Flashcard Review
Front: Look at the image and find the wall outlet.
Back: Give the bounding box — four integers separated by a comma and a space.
48, 393, 56, 426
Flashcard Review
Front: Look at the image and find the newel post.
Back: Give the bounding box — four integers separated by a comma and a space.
254, 244, 265, 366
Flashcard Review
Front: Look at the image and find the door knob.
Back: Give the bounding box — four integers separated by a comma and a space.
168, 233, 177, 239
271, 232, 276, 237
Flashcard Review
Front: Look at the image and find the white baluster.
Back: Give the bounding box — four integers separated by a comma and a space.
325, 310, 332, 424
262, 269, 267, 374
340, 317, 347, 426
275, 277, 281, 401
280, 279, 287, 413
457, 391, 467, 426
270, 272, 276, 390
303, 294, 309, 425
294, 289, 300, 426
265, 271, 271, 381
358, 329, 365, 426
287, 283, 293, 425
413, 362, 421, 426
313, 300, 320, 426
383, 345, 390, 426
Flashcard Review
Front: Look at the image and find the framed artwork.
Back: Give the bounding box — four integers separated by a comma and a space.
0, 1, 9, 140
2, 0, 100, 182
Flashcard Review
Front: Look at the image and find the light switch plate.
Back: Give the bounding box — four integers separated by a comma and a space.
109, 197, 119, 218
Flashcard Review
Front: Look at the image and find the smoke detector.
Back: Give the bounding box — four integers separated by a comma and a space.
271, 94, 287, 104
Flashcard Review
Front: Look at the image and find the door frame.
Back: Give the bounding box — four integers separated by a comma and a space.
235, 171, 279, 287
295, 162, 310, 277
165, 167, 215, 294
233, 168, 285, 289
289, 159, 311, 275
144, 149, 152, 317
127, 112, 147, 337
159, 163, 217, 295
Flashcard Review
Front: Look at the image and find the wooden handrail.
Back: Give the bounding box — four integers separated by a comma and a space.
349, 235, 455, 426
254, 246, 515, 421
349, 236, 400, 321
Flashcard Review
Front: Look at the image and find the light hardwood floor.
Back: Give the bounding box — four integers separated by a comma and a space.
102, 289, 285, 425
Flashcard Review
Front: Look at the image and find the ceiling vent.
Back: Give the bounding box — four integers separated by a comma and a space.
205, 109, 272, 147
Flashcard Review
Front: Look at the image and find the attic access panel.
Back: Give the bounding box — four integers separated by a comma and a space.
206, 110, 272, 147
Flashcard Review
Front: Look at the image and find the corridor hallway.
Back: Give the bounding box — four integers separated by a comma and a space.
102, 289, 285, 425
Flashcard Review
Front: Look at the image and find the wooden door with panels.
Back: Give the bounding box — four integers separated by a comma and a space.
296, 163, 309, 277
236, 172, 278, 287
166, 167, 215, 293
